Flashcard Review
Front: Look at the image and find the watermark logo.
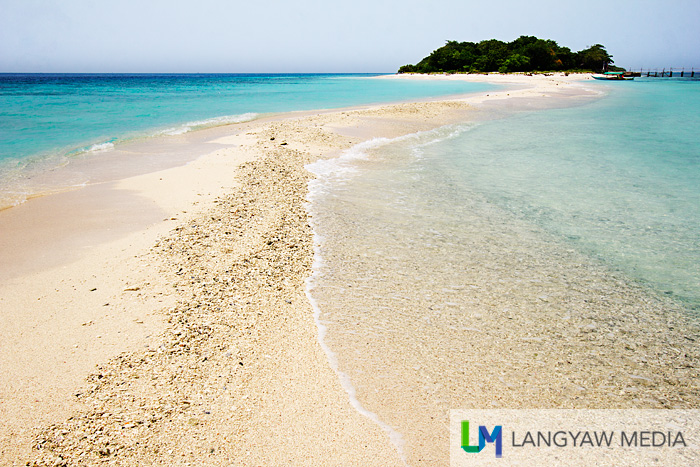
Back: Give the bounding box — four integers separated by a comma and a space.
461, 420, 502, 458
450, 410, 700, 466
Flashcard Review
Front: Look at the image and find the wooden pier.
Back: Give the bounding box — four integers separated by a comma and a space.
629, 68, 696, 78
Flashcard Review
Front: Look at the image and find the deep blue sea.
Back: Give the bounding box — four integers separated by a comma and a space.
0, 73, 493, 206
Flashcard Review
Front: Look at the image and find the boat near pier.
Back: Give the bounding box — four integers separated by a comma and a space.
592, 71, 634, 81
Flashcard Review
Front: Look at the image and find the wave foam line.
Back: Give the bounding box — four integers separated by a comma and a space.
306, 124, 473, 195
303, 124, 477, 465
68, 138, 119, 157
160, 113, 258, 136
86, 141, 115, 152
305, 135, 414, 464
304, 237, 409, 466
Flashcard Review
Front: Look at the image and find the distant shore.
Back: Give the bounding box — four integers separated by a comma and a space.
3, 73, 676, 466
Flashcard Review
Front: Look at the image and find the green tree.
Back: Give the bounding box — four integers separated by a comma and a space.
555, 46, 576, 69
475, 39, 509, 71
576, 44, 614, 71
499, 53, 531, 73
397, 37, 617, 74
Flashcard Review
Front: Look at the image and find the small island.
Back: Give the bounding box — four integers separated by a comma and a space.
398, 36, 618, 74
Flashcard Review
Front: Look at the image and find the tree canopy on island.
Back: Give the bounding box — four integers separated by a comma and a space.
398, 36, 615, 74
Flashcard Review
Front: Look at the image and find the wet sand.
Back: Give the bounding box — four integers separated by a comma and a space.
4, 73, 694, 466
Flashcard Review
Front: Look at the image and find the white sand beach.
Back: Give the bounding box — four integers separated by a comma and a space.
2, 73, 697, 466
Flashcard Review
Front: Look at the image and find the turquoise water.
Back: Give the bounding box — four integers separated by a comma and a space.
423, 78, 700, 310
310, 77, 700, 319
0, 73, 493, 205
306, 78, 700, 463
0, 73, 491, 164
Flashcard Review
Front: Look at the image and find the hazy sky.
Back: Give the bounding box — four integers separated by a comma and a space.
1, 0, 698, 72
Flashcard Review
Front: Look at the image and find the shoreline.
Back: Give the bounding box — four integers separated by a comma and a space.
1, 74, 613, 465
0, 72, 494, 213
0, 72, 595, 213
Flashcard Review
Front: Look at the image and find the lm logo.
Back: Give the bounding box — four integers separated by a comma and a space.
461, 420, 503, 458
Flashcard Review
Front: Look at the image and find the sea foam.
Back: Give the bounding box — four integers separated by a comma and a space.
86, 141, 116, 152
160, 113, 258, 136
303, 124, 474, 465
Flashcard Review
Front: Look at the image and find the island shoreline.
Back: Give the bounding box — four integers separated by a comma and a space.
1, 74, 613, 466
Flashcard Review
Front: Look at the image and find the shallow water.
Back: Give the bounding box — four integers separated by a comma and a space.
421, 78, 700, 310
306, 78, 700, 463
0, 73, 493, 207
